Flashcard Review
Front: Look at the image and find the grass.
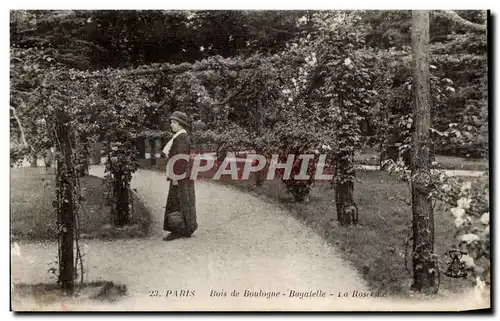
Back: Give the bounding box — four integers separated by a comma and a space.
10, 167, 152, 241
211, 170, 474, 297
12, 281, 128, 307
355, 147, 488, 171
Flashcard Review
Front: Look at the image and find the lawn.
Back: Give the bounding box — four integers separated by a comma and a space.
354, 147, 488, 171
213, 170, 474, 297
10, 167, 152, 241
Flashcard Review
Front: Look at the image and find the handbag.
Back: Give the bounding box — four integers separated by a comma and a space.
166, 211, 185, 232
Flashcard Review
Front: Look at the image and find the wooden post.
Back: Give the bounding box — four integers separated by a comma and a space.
145, 138, 152, 160
92, 142, 103, 165
154, 138, 162, 159
30, 153, 38, 167
150, 138, 156, 166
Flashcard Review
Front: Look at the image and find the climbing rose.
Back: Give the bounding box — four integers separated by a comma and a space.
457, 197, 472, 209
451, 207, 465, 219
461, 181, 472, 193
441, 184, 452, 192
454, 217, 465, 228
480, 213, 489, 225
461, 254, 475, 268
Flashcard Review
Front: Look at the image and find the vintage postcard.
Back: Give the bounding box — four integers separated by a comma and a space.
9, 9, 490, 311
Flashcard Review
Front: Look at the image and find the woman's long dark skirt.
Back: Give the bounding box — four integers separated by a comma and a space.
163, 180, 197, 236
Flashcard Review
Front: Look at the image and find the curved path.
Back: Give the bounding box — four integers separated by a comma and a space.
12, 166, 369, 311
10, 166, 488, 311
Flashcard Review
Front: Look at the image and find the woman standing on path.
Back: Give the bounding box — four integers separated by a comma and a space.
162, 111, 198, 241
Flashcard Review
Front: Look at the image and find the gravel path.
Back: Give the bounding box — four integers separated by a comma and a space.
12, 165, 373, 311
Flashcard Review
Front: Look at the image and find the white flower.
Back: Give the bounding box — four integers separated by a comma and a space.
461, 233, 480, 244
451, 207, 465, 219
454, 217, 465, 228
344, 57, 352, 66
480, 212, 489, 225
461, 181, 472, 193
460, 254, 475, 268
475, 277, 487, 301
298, 16, 308, 24
288, 97, 293, 102
441, 184, 452, 193
200, 46, 205, 52
111, 146, 118, 151
314, 150, 320, 154
457, 197, 472, 209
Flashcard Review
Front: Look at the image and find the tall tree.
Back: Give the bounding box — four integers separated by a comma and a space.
410, 10, 438, 293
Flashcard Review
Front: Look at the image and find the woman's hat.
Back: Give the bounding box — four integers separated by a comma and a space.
169, 111, 191, 128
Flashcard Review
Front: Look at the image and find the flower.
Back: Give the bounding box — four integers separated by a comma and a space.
454, 217, 465, 228
460, 181, 472, 193
457, 197, 472, 209
344, 58, 352, 66
297, 16, 308, 25
451, 207, 465, 219
111, 146, 118, 151
480, 212, 489, 225
475, 277, 487, 301
461, 233, 480, 244
460, 254, 475, 268
441, 184, 452, 193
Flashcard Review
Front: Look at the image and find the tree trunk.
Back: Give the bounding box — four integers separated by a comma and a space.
56, 122, 74, 295
335, 153, 358, 226
410, 10, 438, 294
113, 172, 129, 227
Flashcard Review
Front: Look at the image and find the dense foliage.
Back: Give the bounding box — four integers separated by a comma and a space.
10, 10, 488, 294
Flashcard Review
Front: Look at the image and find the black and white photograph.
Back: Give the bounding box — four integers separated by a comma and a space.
8, 8, 491, 311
